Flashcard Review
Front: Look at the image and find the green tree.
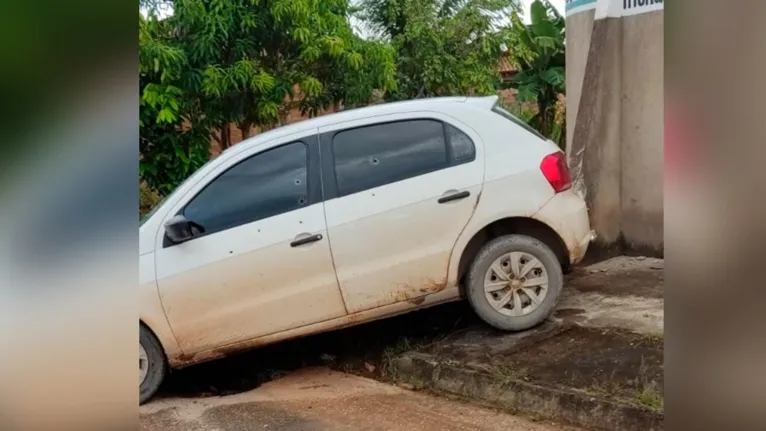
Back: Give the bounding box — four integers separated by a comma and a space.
139, 0, 396, 193
358, 0, 519, 100
140, 10, 210, 195
504, 0, 565, 141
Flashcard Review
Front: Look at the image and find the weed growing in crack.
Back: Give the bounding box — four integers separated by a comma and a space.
590, 369, 622, 396
634, 380, 663, 410
401, 375, 426, 390
632, 355, 663, 410
491, 364, 529, 383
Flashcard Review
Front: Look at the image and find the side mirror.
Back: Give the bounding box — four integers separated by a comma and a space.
164, 215, 204, 244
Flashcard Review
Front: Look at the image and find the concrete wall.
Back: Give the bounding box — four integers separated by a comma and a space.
567, 0, 664, 256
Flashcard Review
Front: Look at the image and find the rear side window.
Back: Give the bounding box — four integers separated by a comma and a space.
492, 105, 547, 141
446, 124, 475, 163
332, 120, 449, 196
182, 141, 309, 235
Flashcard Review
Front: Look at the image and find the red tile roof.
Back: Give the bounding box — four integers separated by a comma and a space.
498, 52, 517, 75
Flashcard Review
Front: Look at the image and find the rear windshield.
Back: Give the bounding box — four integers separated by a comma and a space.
491, 104, 547, 141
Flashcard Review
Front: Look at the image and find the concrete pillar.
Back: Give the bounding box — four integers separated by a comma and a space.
566, 0, 664, 256
571, 16, 624, 247
619, 9, 664, 252
564, 5, 595, 156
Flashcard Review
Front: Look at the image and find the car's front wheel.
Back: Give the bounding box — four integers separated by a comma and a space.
465, 234, 563, 331
140, 325, 166, 405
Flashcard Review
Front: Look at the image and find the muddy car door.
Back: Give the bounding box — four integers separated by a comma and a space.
154, 134, 347, 355
318, 114, 484, 313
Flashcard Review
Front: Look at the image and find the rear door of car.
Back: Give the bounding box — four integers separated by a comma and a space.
318, 112, 485, 313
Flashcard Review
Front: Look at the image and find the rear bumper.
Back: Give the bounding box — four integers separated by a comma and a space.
571, 229, 597, 264
532, 189, 594, 265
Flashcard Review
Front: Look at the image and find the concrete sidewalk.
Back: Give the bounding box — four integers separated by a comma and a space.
557, 256, 663, 335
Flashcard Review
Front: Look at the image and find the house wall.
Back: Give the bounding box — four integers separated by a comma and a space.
567, 0, 664, 255
210, 105, 339, 156
215, 88, 525, 155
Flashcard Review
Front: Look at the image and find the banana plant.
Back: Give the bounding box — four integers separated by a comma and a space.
504, 0, 565, 142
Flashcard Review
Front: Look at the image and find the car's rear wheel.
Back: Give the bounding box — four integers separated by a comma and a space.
465, 234, 563, 331
140, 325, 166, 405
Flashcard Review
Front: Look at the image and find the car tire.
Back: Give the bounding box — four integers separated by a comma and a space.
140, 325, 167, 405
466, 234, 563, 332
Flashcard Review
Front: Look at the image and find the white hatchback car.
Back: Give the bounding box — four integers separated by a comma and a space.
139, 95, 593, 403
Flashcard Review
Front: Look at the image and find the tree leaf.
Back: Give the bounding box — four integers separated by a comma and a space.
300, 77, 324, 97
347, 52, 364, 70
530, 1, 547, 26
542, 67, 564, 89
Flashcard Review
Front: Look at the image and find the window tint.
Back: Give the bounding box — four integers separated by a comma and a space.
183, 142, 308, 235
333, 120, 448, 196
446, 124, 476, 163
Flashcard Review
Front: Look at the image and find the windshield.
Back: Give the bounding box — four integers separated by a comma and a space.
491, 104, 547, 141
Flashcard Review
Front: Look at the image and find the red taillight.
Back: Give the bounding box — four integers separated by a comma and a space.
540, 152, 572, 193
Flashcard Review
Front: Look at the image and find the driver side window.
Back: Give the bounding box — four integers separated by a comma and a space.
182, 141, 309, 237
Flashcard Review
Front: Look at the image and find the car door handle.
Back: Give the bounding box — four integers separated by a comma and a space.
290, 233, 323, 247
438, 190, 471, 204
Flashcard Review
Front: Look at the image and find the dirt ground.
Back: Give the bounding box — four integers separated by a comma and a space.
140, 368, 573, 431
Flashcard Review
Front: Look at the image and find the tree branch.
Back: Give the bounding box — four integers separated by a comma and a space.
415, 83, 426, 99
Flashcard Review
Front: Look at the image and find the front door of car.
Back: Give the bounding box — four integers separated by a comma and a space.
318, 114, 485, 313
154, 134, 347, 355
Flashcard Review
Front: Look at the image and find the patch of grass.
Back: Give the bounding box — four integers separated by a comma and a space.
590, 369, 623, 396
381, 337, 422, 380
381, 337, 415, 369
632, 356, 663, 410
384, 337, 418, 357
634, 380, 663, 410
401, 375, 426, 390
490, 364, 529, 383
648, 332, 664, 342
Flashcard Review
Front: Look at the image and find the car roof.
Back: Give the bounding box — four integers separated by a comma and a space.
224, 95, 498, 156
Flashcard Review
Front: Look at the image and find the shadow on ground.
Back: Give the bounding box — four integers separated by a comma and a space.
157, 301, 482, 399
